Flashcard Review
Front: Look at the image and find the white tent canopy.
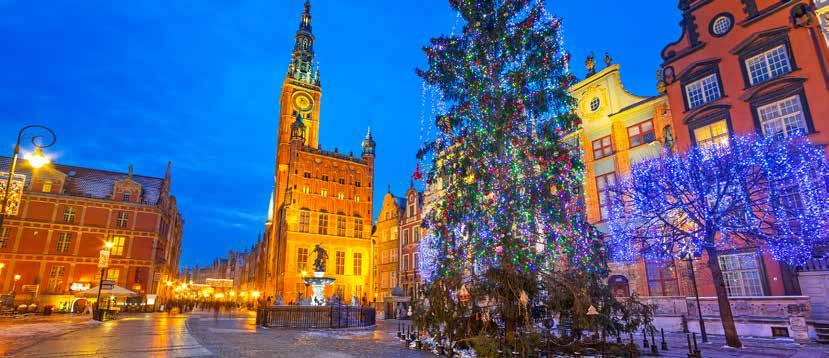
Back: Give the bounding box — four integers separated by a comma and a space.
78, 285, 137, 298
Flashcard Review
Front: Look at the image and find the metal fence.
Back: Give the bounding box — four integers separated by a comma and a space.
260, 306, 376, 328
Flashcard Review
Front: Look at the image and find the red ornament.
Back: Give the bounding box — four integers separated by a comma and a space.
412, 164, 424, 181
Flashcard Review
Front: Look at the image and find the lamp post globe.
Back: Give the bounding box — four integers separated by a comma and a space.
0, 125, 56, 232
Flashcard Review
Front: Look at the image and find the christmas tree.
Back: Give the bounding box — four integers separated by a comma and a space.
414, 0, 642, 354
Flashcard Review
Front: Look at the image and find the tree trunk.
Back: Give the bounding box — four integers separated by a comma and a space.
704, 246, 742, 348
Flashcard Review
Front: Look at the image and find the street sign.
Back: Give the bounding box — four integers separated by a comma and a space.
101, 282, 115, 290
98, 250, 110, 268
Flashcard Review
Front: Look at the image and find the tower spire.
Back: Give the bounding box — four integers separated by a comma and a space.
288, 0, 318, 84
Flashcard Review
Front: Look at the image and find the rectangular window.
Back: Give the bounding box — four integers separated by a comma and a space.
719, 253, 764, 296
42, 180, 53, 193
106, 268, 120, 283
320, 188, 328, 197
302, 186, 310, 194
413, 227, 420, 242
338, 178, 345, 184
381, 271, 388, 289
354, 218, 363, 238
685, 74, 721, 109
353, 252, 362, 275
757, 95, 808, 138
48, 266, 65, 293
408, 205, 415, 217
337, 216, 346, 236
591, 136, 613, 159
646, 260, 680, 296
355, 195, 361, 202
355, 181, 361, 187
303, 172, 311, 178
0, 227, 11, 248
63, 207, 77, 223
335, 251, 345, 275
336, 192, 345, 200
413, 253, 419, 271
297, 247, 309, 272
746, 45, 792, 85
110, 236, 126, 256
299, 211, 310, 233
627, 120, 655, 148
116, 212, 129, 228
693, 120, 730, 149
56, 232, 72, 253
595, 172, 617, 220
403, 229, 409, 245
318, 214, 328, 235
321, 175, 329, 181
402, 254, 410, 271
381, 250, 389, 265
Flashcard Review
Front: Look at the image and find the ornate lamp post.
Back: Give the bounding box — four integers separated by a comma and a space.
682, 250, 708, 343
0, 125, 56, 232
94, 241, 114, 321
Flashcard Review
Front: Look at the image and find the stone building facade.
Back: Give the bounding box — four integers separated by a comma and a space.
267, 1, 375, 303
374, 189, 404, 304
399, 182, 423, 301
0, 158, 183, 308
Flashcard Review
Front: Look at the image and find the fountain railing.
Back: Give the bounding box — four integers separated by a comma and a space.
260, 305, 376, 329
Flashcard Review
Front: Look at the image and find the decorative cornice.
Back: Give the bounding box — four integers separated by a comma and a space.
730, 26, 790, 54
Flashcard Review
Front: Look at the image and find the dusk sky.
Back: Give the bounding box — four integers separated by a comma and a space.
1, 0, 678, 267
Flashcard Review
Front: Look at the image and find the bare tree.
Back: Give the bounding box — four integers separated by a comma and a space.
605, 134, 829, 348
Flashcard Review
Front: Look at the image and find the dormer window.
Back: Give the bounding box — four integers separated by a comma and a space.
685, 74, 721, 109
122, 193, 131, 201
42, 180, 53, 193
746, 45, 792, 85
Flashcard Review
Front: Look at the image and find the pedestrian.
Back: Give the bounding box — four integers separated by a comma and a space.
213, 301, 220, 321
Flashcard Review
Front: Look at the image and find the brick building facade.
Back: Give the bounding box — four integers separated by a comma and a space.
267, 1, 375, 303
0, 158, 183, 308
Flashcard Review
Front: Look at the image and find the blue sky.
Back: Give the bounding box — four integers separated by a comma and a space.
0, 0, 678, 267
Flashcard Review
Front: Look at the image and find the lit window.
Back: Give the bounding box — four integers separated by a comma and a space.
299, 210, 310, 233
711, 15, 732, 36
685, 74, 721, 109
302, 186, 310, 194
336, 192, 345, 200
318, 213, 328, 235
337, 216, 346, 236
116, 212, 129, 228
63, 207, 77, 223
746, 45, 792, 85
48, 266, 65, 293
297, 247, 308, 272
693, 120, 730, 149
596, 172, 617, 220
56, 232, 72, 253
719, 253, 764, 296
627, 120, 655, 148
110, 236, 126, 256
321, 175, 329, 181
354, 218, 363, 238
42, 180, 53, 193
107, 268, 120, 283
320, 189, 328, 197
353, 252, 362, 275
0, 228, 10, 248
757, 96, 808, 137
336, 251, 345, 275
591, 136, 613, 159
355, 195, 361, 202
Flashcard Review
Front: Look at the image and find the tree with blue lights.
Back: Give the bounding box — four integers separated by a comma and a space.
606, 134, 829, 348
413, 0, 637, 354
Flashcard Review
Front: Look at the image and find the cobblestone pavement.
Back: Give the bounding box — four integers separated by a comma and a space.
185, 310, 432, 357
9, 313, 211, 357
624, 330, 829, 357
0, 314, 97, 356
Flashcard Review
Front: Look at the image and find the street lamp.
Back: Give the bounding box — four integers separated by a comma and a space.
11, 274, 21, 293
0, 125, 56, 232
682, 249, 708, 343
94, 241, 114, 321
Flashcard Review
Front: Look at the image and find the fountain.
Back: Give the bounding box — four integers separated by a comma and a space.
304, 244, 335, 306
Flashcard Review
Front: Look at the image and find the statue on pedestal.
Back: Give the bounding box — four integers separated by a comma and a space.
312, 243, 328, 273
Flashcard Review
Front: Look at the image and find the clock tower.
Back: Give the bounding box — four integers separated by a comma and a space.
264, 1, 375, 301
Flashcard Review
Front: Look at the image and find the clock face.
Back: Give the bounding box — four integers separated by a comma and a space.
293, 92, 314, 112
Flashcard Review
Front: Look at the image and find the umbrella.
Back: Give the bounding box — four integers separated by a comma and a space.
78, 285, 138, 298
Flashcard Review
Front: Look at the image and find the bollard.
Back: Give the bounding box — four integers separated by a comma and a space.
397, 322, 402, 338
650, 328, 659, 355
661, 328, 668, 351
686, 334, 694, 358
643, 328, 649, 348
